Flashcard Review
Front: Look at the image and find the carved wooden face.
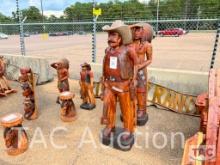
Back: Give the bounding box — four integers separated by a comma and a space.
20, 74, 29, 82
57, 62, 63, 69
82, 66, 87, 71
108, 31, 122, 48
24, 101, 34, 110
133, 27, 143, 40
61, 99, 73, 108
21, 83, 32, 96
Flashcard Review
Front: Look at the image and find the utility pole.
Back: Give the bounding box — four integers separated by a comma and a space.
16, 0, 25, 56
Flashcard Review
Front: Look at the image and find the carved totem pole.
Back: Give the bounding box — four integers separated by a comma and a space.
0, 113, 28, 156
79, 62, 96, 110
19, 68, 38, 120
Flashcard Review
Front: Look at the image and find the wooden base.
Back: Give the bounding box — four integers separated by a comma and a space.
0, 89, 17, 97
6, 134, 28, 156
24, 110, 38, 120
137, 113, 148, 126
6, 145, 28, 156
30, 110, 38, 120
80, 103, 96, 110
101, 127, 134, 151
60, 115, 77, 122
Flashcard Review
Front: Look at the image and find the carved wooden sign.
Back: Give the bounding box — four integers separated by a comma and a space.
94, 81, 198, 115
147, 82, 198, 115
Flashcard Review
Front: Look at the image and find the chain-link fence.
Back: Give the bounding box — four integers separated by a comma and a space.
0, 19, 219, 34
0, 19, 219, 75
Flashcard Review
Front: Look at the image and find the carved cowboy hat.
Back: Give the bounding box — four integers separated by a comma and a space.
1, 113, 23, 128
102, 20, 132, 45
81, 62, 90, 68
130, 22, 154, 43
20, 68, 31, 74
59, 91, 75, 100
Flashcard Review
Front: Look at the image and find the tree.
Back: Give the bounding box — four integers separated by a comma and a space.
12, 6, 43, 22
1, 0, 219, 23
0, 12, 12, 23
22, 6, 43, 22
64, 2, 93, 21
48, 15, 58, 22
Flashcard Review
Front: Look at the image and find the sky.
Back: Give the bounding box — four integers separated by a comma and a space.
0, 0, 150, 17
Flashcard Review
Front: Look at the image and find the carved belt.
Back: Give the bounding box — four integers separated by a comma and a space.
105, 76, 124, 82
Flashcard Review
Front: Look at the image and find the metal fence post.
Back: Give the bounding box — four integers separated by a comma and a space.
156, 0, 160, 34
16, 0, 25, 56
210, 23, 220, 69
92, 0, 97, 63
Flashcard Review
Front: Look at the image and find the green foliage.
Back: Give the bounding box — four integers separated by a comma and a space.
0, 0, 219, 23
0, 12, 12, 23
22, 6, 43, 22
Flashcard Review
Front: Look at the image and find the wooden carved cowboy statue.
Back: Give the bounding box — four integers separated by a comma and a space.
0, 56, 17, 97
0, 113, 28, 156
59, 91, 77, 122
19, 68, 38, 120
100, 20, 138, 150
130, 23, 153, 126
79, 62, 96, 110
51, 58, 70, 104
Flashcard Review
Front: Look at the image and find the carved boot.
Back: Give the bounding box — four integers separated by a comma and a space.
137, 110, 148, 126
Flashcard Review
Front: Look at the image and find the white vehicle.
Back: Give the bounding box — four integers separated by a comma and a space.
0, 32, 8, 39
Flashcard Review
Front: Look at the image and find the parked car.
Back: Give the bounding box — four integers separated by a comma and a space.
0, 32, 8, 39
63, 31, 74, 35
49, 31, 73, 37
158, 28, 187, 37
24, 32, 30, 37
78, 31, 86, 35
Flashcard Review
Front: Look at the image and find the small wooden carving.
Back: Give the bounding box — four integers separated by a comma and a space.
79, 63, 96, 110
51, 58, 70, 104
0, 113, 28, 156
0, 56, 17, 97
59, 91, 77, 122
19, 68, 38, 120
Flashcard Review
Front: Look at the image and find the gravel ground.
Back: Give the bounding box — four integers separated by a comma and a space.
0, 80, 200, 165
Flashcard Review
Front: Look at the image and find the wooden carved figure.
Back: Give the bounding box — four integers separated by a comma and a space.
79, 62, 96, 110
0, 56, 17, 97
0, 113, 28, 156
130, 23, 153, 126
51, 58, 70, 104
59, 91, 77, 122
19, 68, 38, 120
100, 20, 138, 150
